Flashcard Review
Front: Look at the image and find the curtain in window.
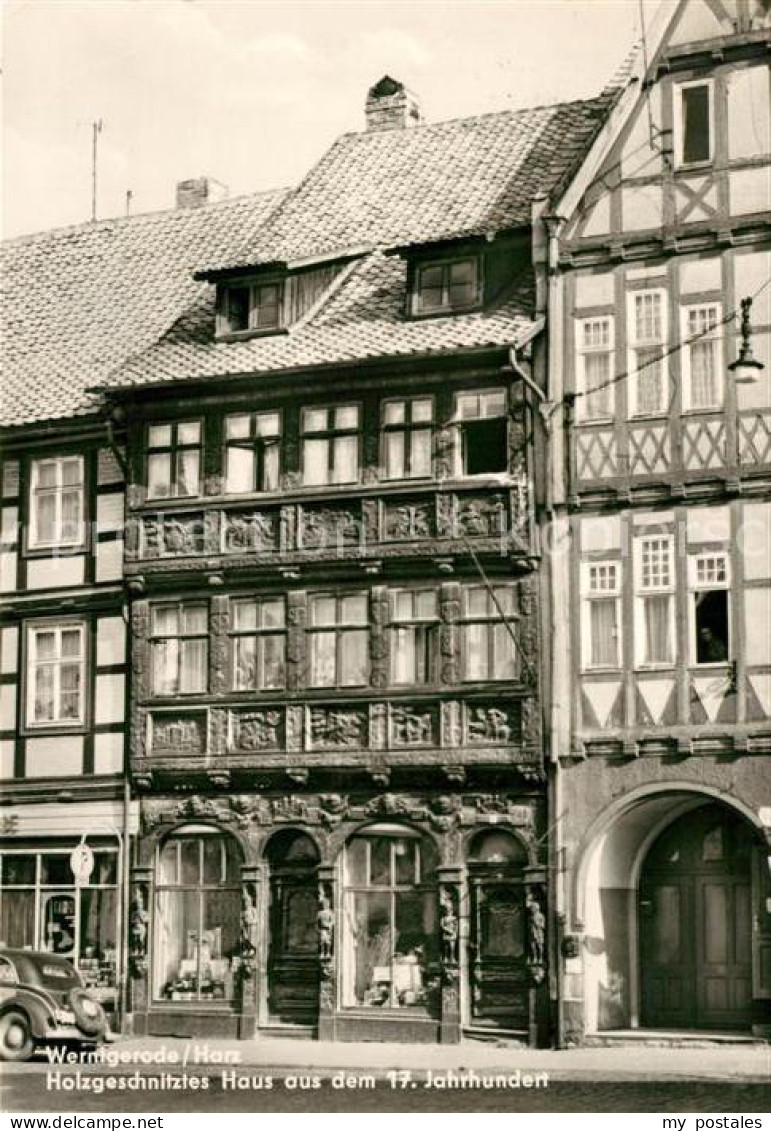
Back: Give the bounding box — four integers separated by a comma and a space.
303, 438, 328, 486
584, 353, 611, 418
636, 350, 663, 414
340, 628, 368, 685
464, 623, 488, 679
690, 340, 717, 408
225, 446, 253, 493
310, 632, 336, 686
0, 891, 35, 948
643, 595, 672, 664
176, 450, 200, 497
590, 599, 617, 666
180, 638, 207, 693
492, 623, 517, 680
385, 432, 405, 479
332, 436, 358, 484
153, 639, 179, 695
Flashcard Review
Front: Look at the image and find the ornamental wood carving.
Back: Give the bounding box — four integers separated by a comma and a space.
285, 591, 307, 691
209, 595, 229, 695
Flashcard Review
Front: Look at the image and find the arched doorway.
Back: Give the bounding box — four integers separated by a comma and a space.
264, 830, 320, 1025
467, 828, 529, 1031
639, 802, 754, 1030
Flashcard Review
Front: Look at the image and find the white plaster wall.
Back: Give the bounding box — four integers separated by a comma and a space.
96, 493, 124, 532
741, 502, 771, 580
1, 685, 16, 731
729, 168, 770, 216
27, 556, 84, 589
581, 514, 622, 553
745, 588, 771, 664
0, 552, 17, 593
94, 674, 125, 726
727, 66, 770, 160
679, 255, 722, 295
96, 616, 126, 668
686, 504, 730, 543
94, 732, 124, 775
1, 625, 18, 675
575, 271, 614, 308
95, 539, 123, 583
0, 741, 14, 781
621, 185, 663, 231
26, 734, 83, 777
1, 506, 19, 545
734, 250, 771, 325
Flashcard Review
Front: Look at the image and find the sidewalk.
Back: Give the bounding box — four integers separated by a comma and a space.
96, 1035, 770, 1083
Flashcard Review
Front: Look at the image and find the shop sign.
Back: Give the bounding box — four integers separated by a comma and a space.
70, 843, 95, 884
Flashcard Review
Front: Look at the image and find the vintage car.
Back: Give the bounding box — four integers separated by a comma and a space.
0, 948, 109, 1061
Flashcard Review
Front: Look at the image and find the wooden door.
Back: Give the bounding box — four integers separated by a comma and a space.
469, 879, 529, 1030
640, 804, 754, 1031
267, 873, 319, 1023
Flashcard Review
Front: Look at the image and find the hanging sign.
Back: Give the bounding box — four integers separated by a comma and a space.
69, 843, 95, 885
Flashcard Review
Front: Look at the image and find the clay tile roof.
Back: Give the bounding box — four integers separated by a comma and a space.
202, 93, 615, 274
0, 188, 286, 429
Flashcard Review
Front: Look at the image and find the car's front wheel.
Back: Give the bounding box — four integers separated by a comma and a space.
0, 1009, 35, 1062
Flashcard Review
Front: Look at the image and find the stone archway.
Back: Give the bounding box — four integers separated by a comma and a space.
576, 787, 769, 1034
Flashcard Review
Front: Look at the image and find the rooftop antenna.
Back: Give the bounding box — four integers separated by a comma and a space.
126, 189, 133, 217
91, 119, 103, 222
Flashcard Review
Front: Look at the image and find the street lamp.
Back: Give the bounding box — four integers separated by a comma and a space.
728, 296, 765, 383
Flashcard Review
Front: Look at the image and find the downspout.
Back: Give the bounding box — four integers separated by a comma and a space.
541, 209, 569, 1049
119, 770, 132, 1033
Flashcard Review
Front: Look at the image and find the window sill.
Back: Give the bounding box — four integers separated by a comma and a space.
634, 664, 676, 673
407, 304, 483, 321
22, 721, 88, 738
215, 327, 289, 343
24, 543, 88, 559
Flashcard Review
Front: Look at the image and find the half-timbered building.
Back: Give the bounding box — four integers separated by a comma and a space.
541, 0, 771, 1042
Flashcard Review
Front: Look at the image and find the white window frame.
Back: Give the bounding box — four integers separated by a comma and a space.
687, 551, 731, 667
381, 396, 434, 481
25, 620, 87, 729
453, 388, 509, 478
580, 560, 622, 670
633, 534, 676, 669
146, 420, 203, 500
674, 78, 715, 169
217, 280, 285, 336
389, 588, 439, 686
301, 404, 361, 487
627, 289, 668, 417
28, 456, 85, 550
460, 583, 518, 682
575, 316, 615, 421
680, 302, 723, 411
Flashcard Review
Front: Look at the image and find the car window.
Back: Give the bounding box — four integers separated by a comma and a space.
38, 962, 80, 991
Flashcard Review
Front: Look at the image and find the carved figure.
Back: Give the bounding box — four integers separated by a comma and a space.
439, 888, 459, 966
129, 885, 149, 977
526, 890, 546, 971
318, 890, 334, 961
240, 888, 258, 960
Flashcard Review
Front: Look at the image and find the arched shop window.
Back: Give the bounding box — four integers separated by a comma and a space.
153, 827, 242, 1004
341, 825, 439, 1010
0, 848, 119, 1010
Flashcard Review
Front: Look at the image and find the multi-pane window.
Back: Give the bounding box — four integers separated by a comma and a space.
231, 597, 286, 690
220, 281, 283, 334
689, 553, 730, 665
456, 389, 508, 476
577, 317, 614, 420
382, 398, 433, 480
414, 257, 480, 315
153, 831, 241, 1003
29, 456, 84, 549
224, 412, 281, 494
147, 422, 202, 499
635, 536, 675, 667
390, 589, 438, 685
26, 622, 85, 727
342, 829, 438, 1009
683, 304, 722, 410
582, 562, 621, 668
461, 584, 517, 681
629, 291, 667, 415
151, 604, 208, 695
308, 593, 369, 687
302, 405, 359, 486
677, 82, 713, 166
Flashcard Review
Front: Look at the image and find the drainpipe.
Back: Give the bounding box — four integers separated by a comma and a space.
541, 211, 569, 1049
119, 772, 132, 1033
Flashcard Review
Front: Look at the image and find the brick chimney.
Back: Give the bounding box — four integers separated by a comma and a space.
365, 76, 423, 132
175, 176, 228, 209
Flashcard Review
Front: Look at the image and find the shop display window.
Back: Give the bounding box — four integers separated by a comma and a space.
0, 848, 119, 1008
341, 827, 439, 1010
153, 829, 242, 1003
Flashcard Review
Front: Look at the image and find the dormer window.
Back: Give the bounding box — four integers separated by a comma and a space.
219, 281, 283, 336
412, 255, 481, 316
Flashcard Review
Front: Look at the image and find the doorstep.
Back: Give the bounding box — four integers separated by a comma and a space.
583, 1028, 765, 1048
